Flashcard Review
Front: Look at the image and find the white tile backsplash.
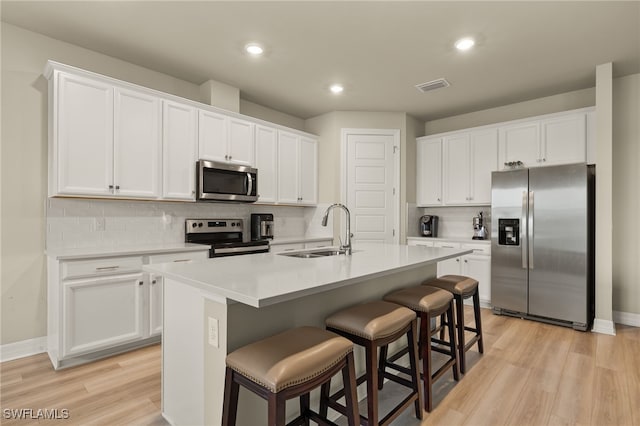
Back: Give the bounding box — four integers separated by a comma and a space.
46, 198, 332, 250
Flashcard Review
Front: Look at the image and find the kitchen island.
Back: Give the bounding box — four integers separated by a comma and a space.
143, 243, 471, 426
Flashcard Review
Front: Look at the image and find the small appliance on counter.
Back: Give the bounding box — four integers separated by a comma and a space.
472, 211, 487, 240
250, 213, 274, 241
419, 215, 438, 237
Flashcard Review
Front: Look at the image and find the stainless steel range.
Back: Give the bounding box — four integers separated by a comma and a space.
185, 219, 270, 257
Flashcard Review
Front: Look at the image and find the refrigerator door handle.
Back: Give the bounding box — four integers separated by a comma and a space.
528, 190, 534, 269
521, 190, 527, 269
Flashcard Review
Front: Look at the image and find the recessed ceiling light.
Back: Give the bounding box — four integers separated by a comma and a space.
245, 43, 264, 55
330, 84, 344, 94
455, 37, 475, 51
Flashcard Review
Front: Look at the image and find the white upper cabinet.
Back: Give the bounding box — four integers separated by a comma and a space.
498, 110, 588, 169
113, 88, 162, 199
255, 125, 278, 203
443, 129, 497, 206
277, 130, 300, 204
498, 121, 540, 169
198, 112, 255, 166
198, 110, 228, 163
540, 113, 586, 166
416, 137, 442, 207
299, 136, 318, 205
163, 101, 197, 200
227, 118, 255, 166
54, 72, 114, 196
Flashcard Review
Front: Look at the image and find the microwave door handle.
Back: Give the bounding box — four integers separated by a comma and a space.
246, 173, 253, 196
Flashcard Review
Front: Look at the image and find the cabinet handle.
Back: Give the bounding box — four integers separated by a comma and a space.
172, 259, 191, 263
464, 259, 468, 263
225, 155, 228, 160
229, 155, 232, 160
95, 266, 119, 271
138, 281, 144, 285
542, 158, 546, 162
108, 185, 114, 190
191, 190, 195, 195
456, 258, 460, 262
115, 185, 120, 190
151, 279, 157, 284
437, 198, 441, 202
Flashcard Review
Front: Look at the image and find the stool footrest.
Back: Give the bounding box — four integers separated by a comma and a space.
464, 334, 481, 351
381, 369, 414, 389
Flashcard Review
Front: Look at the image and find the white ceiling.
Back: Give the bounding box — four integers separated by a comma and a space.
2, 1, 639, 121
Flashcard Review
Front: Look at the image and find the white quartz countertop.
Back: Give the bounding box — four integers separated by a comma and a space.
143, 243, 472, 308
406, 236, 491, 245
46, 243, 211, 260
269, 236, 333, 245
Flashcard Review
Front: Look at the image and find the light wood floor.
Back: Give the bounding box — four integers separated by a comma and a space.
1, 309, 638, 425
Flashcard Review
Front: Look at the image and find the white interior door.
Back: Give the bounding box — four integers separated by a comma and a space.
344, 130, 398, 244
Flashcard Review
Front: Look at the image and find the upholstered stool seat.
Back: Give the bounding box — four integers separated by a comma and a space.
383, 285, 459, 412
222, 326, 359, 426
424, 274, 484, 374
324, 301, 423, 425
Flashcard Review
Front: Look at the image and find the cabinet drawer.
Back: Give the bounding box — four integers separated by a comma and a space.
408, 239, 435, 247
461, 243, 491, 256
62, 256, 143, 280
148, 251, 209, 264
433, 241, 461, 249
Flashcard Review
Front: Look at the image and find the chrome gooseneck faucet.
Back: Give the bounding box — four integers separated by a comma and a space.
321, 203, 352, 255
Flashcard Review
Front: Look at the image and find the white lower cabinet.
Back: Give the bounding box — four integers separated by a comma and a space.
48, 248, 209, 369
63, 273, 145, 357
407, 238, 491, 305
270, 243, 305, 253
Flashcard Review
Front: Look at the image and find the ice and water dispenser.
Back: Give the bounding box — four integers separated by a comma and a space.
498, 218, 520, 246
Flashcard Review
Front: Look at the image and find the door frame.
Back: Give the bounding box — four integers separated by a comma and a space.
340, 128, 401, 244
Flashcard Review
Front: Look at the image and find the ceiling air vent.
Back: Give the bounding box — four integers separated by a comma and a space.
415, 78, 450, 93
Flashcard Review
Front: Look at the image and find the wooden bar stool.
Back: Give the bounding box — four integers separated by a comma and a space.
323, 301, 422, 426
424, 275, 484, 374
383, 285, 459, 412
222, 326, 359, 426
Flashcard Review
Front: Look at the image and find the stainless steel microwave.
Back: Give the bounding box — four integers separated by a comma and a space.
196, 160, 258, 202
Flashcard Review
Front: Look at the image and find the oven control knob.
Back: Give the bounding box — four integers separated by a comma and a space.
192, 223, 197, 228
198, 222, 203, 227
231, 222, 236, 227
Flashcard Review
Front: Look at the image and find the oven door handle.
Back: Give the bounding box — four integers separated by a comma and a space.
246, 173, 253, 196
215, 245, 267, 255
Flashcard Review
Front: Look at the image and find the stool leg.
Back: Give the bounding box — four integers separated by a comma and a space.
420, 312, 433, 412
222, 368, 239, 426
342, 352, 360, 426
299, 393, 310, 426
407, 319, 423, 420
319, 379, 330, 419
455, 295, 467, 374
473, 289, 484, 354
439, 313, 446, 340
447, 301, 460, 381
365, 341, 379, 425
268, 392, 286, 426
378, 345, 388, 390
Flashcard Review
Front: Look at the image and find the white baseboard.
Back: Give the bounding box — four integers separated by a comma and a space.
591, 318, 617, 336
0, 337, 47, 363
613, 310, 640, 327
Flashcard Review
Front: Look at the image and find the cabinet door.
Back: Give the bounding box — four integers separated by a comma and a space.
277, 131, 300, 204
416, 138, 442, 206
541, 113, 586, 166
437, 257, 461, 277
198, 110, 227, 162
443, 134, 470, 205
462, 254, 491, 304
469, 128, 498, 204
499, 122, 540, 169
149, 274, 162, 337
163, 101, 197, 200
255, 125, 278, 203
56, 73, 114, 196
62, 273, 144, 357
228, 118, 255, 166
299, 137, 318, 205
113, 88, 161, 198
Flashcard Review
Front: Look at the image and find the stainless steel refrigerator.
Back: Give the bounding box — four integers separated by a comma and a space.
491, 163, 595, 330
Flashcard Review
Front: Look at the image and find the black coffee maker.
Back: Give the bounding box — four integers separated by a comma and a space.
420, 215, 438, 237
250, 213, 274, 240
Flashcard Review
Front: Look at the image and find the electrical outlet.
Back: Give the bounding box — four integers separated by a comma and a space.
95, 218, 106, 231
208, 317, 219, 348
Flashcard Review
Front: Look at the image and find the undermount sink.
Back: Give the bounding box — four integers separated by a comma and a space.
278, 249, 348, 258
